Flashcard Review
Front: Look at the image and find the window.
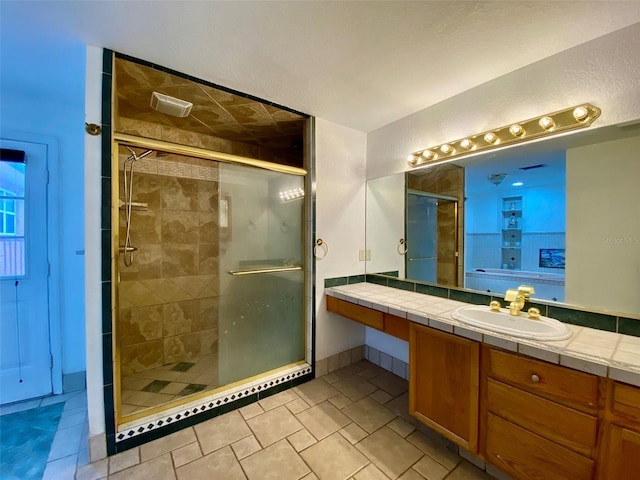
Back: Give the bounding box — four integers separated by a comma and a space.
0, 188, 17, 236
0, 160, 26, 277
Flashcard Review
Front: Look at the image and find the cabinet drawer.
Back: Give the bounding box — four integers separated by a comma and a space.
326, 296, 384, 330
487, 347, 599, 410
487, 378, 598, 457
384, 313, 409, 341
486, 413, 594, 480
612, 381, 640, 425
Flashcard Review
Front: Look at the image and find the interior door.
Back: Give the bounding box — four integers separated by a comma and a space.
0, 139, 52, 404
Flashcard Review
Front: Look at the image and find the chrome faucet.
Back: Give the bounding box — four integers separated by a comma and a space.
504, 285, 536, 316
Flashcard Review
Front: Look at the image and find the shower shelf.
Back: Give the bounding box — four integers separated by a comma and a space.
228, 266, 302, 276
118, 199, 148, 211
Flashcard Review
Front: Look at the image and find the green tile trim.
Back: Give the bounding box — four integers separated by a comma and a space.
449, 290, 491, 305
618, 317, 640, 337
366, 274, 388, 286
324, 277, 348, 288
415, 283, 448, 299
348, 275, 365, 284
548, 306, 617, 332
388, 278, 415, 292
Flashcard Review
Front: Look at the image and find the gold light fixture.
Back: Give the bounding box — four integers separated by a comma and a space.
407, 103, 600, 168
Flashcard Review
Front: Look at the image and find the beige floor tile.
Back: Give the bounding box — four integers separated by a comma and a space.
241, 438, 310, 480
247, 405, 304, 447
356, 427, 423, 479
125, 390, 175, 407
412, 454, 449, 480
322, 372, 341, 384
231, 435, 262, 460
140, 427, 196, 461
259, 389, 300, 411
387, 417, 416, 438
329, 393, 354, 409
239, 402, 265, 420
447, 461, 493, 480
369, 372, 408, 397
342, 397, 396, 433
109, 454, 176, 480
171, 442, 202, 468
75, 458, 108, 480
384, 393, 415, 423
302, 473, 320, 480
294, 378, 340, 405
333, 375, 378, 401
353, 463, 390, 479
296, 401, 352, 440
194, 410, 252, 454
160, 382, 190, 395
356, 362, 385, 380
369, 390, 394, 405
109, 447, 140, 474
288, 428, 318, 452
339, 423, 368, 445
398, 469, 425, 480
176, 445, 246, 480
301, 433, 369, 480
286, 397, 311, 415
406, 431, 461, 471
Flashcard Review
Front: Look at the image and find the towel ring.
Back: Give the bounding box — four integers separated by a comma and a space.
398, 238, 408, 255
314, 239, 328, 259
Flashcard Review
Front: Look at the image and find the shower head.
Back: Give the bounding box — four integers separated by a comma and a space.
125, 147, 154, 162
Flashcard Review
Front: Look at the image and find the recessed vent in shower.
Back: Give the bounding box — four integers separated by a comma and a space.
150, 92, 193, 117
519, 163, 547, 171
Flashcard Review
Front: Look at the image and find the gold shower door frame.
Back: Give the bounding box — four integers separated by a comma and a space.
111, 133, 310, 429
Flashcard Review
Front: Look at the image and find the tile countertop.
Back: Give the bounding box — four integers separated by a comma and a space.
326, 283, 640, 388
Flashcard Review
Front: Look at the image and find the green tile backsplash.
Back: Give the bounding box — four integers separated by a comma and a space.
325, 273, 640, 337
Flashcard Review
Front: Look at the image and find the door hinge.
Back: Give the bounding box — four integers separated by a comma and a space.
46, 170, 50, 184
50, 354, 54, 370
47, 262, 51, 277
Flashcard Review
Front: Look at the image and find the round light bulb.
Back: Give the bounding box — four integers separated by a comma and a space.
509, 124, 525, 137
484, 132, 498, 144
460, 138, 474, 150
573, 106, 589, 122
539, 116, 555, 130
421, 150, 436, 160
440, 144, 454, 155
407, 154, 418, 165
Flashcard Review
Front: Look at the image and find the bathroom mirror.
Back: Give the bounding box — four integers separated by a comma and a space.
365, 121, 640, 317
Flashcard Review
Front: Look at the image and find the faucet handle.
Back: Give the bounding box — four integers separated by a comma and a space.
504, 288, 519, 302
518, 285, 535, 300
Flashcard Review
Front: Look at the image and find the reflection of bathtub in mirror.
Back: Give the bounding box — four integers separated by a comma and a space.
465, 268, 565, 302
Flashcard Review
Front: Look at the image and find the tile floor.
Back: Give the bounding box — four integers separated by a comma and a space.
121, 353, 219, 416
0, 389, 89, 480
76, 360, 496, 480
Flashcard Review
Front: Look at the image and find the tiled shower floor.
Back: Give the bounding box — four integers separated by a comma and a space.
78, 360, 495, 480
121, 354, 219, 416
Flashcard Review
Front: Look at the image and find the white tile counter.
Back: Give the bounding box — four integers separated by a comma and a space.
326, 283, 640, 387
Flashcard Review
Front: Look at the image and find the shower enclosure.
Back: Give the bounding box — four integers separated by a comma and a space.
114, 140, 306, 420
406, 190, 458, 286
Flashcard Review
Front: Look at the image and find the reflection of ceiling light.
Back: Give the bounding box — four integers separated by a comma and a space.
488, 173, 508, 186
150, 92, 193, 117
406, 103, 601, 169
512, 182, 524, 187
279, 187, 304, 202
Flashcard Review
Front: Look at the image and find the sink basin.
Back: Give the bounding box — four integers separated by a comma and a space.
451, 305, 573, 341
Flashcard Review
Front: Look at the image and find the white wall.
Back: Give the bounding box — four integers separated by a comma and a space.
566, 135, 640, 314
367, 23, 640, 180
314, 119, 367, 361
0, 27, 87, 376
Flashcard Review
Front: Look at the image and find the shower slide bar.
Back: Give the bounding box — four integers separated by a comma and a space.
228, 266, 302, 276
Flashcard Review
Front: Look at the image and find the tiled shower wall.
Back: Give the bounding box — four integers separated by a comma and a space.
407, 164, 465, 288
117, 152, 220, 376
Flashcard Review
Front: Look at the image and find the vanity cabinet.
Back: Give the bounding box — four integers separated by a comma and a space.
598, 381, 640, 480
481, 345, 600, 480
409, 322, 479, 452
326, 296, 409, 341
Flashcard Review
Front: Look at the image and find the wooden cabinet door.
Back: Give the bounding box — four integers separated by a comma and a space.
599, 425, 640, 480
409, 322, 479, 451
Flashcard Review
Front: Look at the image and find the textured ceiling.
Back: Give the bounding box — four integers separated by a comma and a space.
115, 58, 305, 150
2, 1, 640, 132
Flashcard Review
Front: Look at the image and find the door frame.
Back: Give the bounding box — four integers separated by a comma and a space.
1, 130, 62, 395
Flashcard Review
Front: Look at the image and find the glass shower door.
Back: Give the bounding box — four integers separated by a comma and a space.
217, 163, 305, 385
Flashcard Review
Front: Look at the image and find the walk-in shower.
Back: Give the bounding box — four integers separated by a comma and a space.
113, 138, 307, 422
